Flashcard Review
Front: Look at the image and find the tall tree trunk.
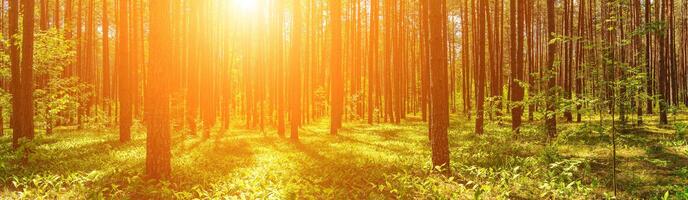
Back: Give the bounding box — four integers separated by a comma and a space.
490, 0, 503, 118
632, 0, 643, 124
1, 0, 5, 34
511, 0, 525, 134
16, 0, 36, 153
54, 0, 60, 29
428, 0, 450, 174
383, 0, 394, 123
577, 0, 587, 123
103, 0, 110, 114
65, 0, 72, 39
117, 0, 132, 142
186, 0, 200, 135
526, 0, 535, 122
130, 0, 143, 120
145, 0, 172, 180
460, 0, 471, 119
290, 0, 302, 141
475, 0, 487, 135
199, 0, 216, 138
9, 0, 21, 149
40, 0, 48, 30
658, 0, 669, 124
563, 0, 574, 122
645, 0, 653, 114
85, 0, 95, 110
368, 0, 379, 124
668, 0, 677, 107
546, 0, 558, 139
330, 0, 343, 135
275, 0, 286, 136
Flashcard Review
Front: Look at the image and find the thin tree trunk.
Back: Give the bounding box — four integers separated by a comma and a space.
290, 0, 302, 141
276, 0, 286, 136
9, 0, 21, 149
330, 0, 343, 135
546, 0, 558, 140
475, 0, 487, 135
117, 0, 132, 142
54, 0, 60, 29
103, 0, 110, 115
511, 0, 525, 134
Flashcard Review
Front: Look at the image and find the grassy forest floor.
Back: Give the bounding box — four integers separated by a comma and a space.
1, 114, 687, 199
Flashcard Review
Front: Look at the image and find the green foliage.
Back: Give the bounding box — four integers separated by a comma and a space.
34, 77, 82, 132
673, 122, 688, 143
675, 167, 688, 179
645, 144, 664, 155
0, 117, 686, 199
539, 158, 595, 199
81, 109, 113, 130
539, 145, 562, 164
30, 29, 93, 133
313, 86, 328, 114
0, 34, 13, 126
32, 29, 75, 77
0, 34, 11, 79
345, 91, 365, 120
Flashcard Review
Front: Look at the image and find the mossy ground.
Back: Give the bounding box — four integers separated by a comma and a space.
1, 114, 687, 199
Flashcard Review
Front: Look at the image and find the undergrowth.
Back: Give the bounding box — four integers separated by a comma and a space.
0, 115, 686, 199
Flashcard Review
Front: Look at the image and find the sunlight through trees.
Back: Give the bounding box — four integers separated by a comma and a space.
1, 0, 688, 198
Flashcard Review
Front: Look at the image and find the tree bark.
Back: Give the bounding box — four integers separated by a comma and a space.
475, 0, 487, 135
145, 0, 172, 180
546, 0, 558, 139
117, 0, 132, 142
20, 0, 36, 140
275, 0, 286, 136
510, 0, 525, 134
290, 0, 303, 141
103, 0, 111, 114
429, 0, 450, 173
330, 0, 343, 135
368, 0, 379, 124
40, 0, 48, 30
9, 0, 21, 149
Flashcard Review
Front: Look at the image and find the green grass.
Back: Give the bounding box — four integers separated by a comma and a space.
1, 115, 687, 199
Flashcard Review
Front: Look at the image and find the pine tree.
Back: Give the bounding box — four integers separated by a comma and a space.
117, 0, 132, 142
330, 0, 344, 135
428, 0, 450, 173
145, 0, 173, 180
290, 0, 303, 141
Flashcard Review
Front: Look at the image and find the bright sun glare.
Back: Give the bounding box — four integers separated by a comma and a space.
232, 0, 258, 13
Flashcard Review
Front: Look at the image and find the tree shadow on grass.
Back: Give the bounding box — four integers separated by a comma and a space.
5, 136, 141, 174
556, 125, 674, 148
575, 129, 688, 198
165, 138, 256, 191
286, 140, 397, 197
0, 128, 259, 199
584, 154, 686, 198
334, 134, 417, 155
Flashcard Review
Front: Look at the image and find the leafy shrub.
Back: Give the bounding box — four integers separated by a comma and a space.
675, 167, 688, 179
539, 145, 562, 164
674, 122, 688, 141
645, 144, 664, 155
7, 171, 114, 200
30, 29, 93, 134
373, 169, 468, 199
538, 158, 595, 199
